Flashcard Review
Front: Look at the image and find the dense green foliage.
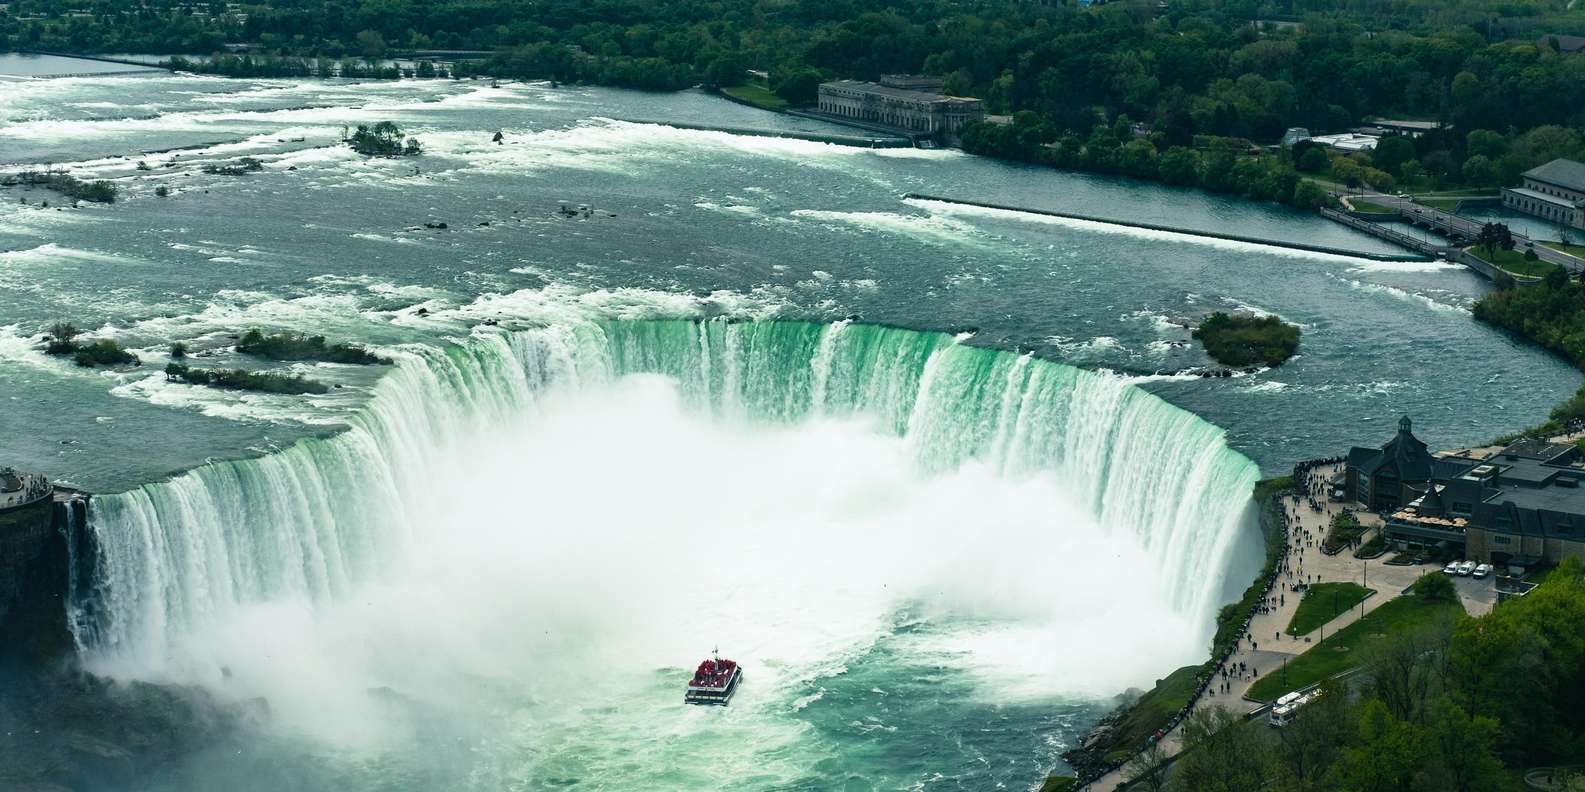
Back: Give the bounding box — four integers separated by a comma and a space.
1473, 271, 1585, 436
1285, 582, 1373, 636
237, 329, 390, 364
345, 122, 422, 157
2, 169, 117, 203
1193, 312, 1301, 367
165, 362, 330, 394
1171, 561, 1585, 792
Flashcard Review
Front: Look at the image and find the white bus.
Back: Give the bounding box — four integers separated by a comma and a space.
1269, 689, 1322, 727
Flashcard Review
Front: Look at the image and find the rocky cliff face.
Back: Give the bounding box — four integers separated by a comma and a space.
0, 497, 80, 667
0, 496, 246, 791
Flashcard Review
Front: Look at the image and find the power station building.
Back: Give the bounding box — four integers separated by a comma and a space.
815, 75, 984, 145
1501, 158, 1585, 230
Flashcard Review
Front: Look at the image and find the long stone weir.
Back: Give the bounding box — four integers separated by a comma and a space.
904, 193, 1433, 262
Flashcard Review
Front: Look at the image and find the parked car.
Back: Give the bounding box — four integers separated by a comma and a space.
1457, 560, 1476, 576
1473, 563, 1492, 579
1443, 562, 1460, 575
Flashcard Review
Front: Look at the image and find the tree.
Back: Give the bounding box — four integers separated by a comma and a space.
1372, 136, 1415, 176
1422, 701, 1506, 792
1413, 571, 1457, 603
1167, 707, 1273, 792
1124, 735, 1171, 792
355, 29, 387, 58
772, 69, 822, 105
1466, 129, 1507, 159
1328, 700, 1425, 792
1297, 146, 1329, 174
1462, 154, 1496, 185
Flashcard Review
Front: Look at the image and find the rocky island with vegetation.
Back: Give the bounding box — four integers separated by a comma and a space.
345, 122, 422, 157
237, 329, 391, 365
40, 323, 139, 368
164, 363, 331, 395
1192, 312, 1301, 368
2, 168, 118, 204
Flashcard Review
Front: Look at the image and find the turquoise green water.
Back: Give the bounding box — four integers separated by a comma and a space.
1, 69, 1576, 789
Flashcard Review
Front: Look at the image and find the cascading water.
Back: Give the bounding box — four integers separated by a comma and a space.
79, 318, 1261, 789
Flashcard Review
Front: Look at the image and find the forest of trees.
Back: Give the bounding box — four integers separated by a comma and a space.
1122, 563, 1585, 792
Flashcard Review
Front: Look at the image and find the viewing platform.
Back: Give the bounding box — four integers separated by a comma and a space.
0, 468, 53, 513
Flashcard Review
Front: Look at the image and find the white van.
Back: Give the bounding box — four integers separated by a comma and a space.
1473, 563, 1491, 579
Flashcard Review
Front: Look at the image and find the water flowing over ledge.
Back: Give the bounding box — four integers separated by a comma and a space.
79, 319, 1260, 670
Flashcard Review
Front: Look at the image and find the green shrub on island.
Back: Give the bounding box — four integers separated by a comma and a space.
201, 157, 264, 176
1192, 312, 1300, 368
2, 168, 117, 203
71, 339, 140, 368
346, 122, 422, 157
237, 329, 390, 365
41, 324, 139, 367
165, 362, 330, 395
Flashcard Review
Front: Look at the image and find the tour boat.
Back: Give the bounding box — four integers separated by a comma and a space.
685, 651, 742, 705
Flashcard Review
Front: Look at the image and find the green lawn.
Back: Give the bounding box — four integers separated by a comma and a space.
1542, 242, 1585, 260
1247, 591, 1463, 702
720, 84, 788, 111
1286, 582, 1374, 635
1465, 245, 1563, 278
1349, 199, 1395, 213
1102, 664, 1202, 762
1418, 197, 1462, 211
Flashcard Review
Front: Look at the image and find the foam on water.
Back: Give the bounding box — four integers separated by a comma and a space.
77, 315, 1260, 789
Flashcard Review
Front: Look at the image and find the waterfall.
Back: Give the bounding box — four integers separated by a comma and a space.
82, 319, 1260, 670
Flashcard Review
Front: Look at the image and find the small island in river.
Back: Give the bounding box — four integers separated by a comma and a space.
1193, 312, 1301, 368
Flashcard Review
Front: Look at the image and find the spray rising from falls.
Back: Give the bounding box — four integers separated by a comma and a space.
81, 319, 1259, 713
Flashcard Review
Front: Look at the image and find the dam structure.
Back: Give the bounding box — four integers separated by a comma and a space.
906, 193, 1432, 261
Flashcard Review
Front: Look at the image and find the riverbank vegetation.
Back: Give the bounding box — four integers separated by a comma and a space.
164, 362, 330, 395
237, 329, 390, 365
1473, 269, 1585, 436
1193, 313, 1301, 368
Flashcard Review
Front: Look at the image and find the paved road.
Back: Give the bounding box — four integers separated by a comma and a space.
1361, 194, 1585, 273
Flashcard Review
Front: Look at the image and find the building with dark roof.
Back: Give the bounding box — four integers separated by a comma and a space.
815, 76, 984, 146
1502, 158, 1585, 230
1344, 416, 1474, 511
1380, 438, 1585, 570
1539, 34, 1585, 53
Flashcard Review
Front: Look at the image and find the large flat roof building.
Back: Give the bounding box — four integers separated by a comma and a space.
1502, 158, 1585, 231
1379, 436, 1585, 571
816, 77, 984, 146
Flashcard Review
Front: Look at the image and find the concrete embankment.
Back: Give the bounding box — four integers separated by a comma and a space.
614, 118, 914, 148
905, 193, 1432, 262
